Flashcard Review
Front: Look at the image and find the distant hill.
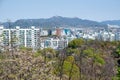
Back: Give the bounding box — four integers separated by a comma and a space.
1, 16, 107, 28
101, 20, 120, 26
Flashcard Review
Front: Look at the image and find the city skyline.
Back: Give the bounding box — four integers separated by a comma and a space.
0, 0, 120, 22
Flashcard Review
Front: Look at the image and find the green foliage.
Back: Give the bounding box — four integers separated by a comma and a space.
34, 52, 41, 57
112, 76, 119, 80
116, 46, 120, 55
42, 48, 56, 58
83, 48, 94, 57
66, 56, 74, 63
54, 56, 79, 79
42, 48, 55, 54
83, 48, 105, 65
115, 67, 120, 80
0, 39, 119, 80
0, 54, 5, 60
94, 54, 105, 65
113, 45, 120, 58
19, 46, 33, 52
63, 61, 79, 79
66, 48, 79, 56
68, 38, 84, 48
33, 49, 42, 57
19, 46, 27, 51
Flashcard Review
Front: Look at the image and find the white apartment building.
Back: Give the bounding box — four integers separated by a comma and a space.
0, 26, 40, 50
99, 31, 115, 41
0, 26, 70, 50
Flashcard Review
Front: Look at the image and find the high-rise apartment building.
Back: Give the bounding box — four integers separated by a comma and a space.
0, 26, 40, 50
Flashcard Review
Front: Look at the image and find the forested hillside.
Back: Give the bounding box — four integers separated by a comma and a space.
1, 16, 107, 28
0, 39, 120, 80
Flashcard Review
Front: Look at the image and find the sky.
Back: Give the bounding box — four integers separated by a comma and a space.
0, 0, 120, 22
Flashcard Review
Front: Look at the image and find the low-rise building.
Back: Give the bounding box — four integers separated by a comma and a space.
40, 38, 68, 50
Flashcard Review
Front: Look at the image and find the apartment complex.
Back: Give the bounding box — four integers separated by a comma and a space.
0, 26, 69, 50
1, 24, 120, 51
0, 26, 40, 50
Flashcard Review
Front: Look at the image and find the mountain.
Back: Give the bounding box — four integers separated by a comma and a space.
101, 20, 120, 26
1, 16, 107, 28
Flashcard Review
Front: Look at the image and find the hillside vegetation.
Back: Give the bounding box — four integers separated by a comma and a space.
0, 39, 120, 80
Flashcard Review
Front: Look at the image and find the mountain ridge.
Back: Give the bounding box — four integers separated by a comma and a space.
101, 20, 120, 26
0, 16, 115, 28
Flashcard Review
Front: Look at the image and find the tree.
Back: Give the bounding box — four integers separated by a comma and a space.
42, 48, 56, 63
68, 38, 84, 49
83, 48, 105, 79
0, 49, 59, 80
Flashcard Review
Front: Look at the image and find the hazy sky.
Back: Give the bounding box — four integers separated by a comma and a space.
0, 0, 120, 22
